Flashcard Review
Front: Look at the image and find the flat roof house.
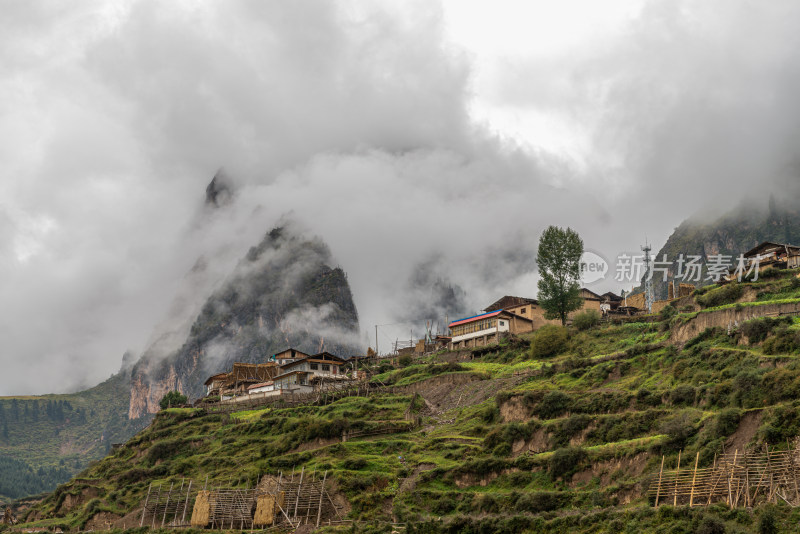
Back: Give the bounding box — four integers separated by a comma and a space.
278, 352, 349, 381
482, 290, 602, 329
247, 381, 275, 395
448, 309, 533, 350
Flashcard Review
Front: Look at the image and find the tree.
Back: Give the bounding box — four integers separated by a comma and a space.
536, 226, 584, 325
159, 391, 188, 410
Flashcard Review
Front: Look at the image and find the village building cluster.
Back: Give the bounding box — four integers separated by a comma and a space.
204, 349, 365, 404
200, 241, 800, 400
444, 288, 603, 350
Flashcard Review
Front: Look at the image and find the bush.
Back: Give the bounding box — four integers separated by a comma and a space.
697, 516, 726, 534
669, 385, 697, 406
759, 267, 783, 280
398, 354, 413, 367
530, 325, 568, 358
763, 327, 800, 354
515, 492, 568, 513
660, 414, 697, 450
159, 391, 188, 410
696, 283, 742, 308
552, 414, 591, 446
659, 305, 678, 321
740, 317, 790, 344
573, 310, 601, 331
425, 362, 465, 375
342, 458, 368, 470
636, 388, 661, 408
536, 391, 573, 419
757, 506, 778, 534
146, 438, 189, 465
548, 447, 587, 480
713, 408, 742, 439
685, 327, 722, 349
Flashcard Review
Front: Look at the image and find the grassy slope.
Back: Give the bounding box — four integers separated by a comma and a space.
0, 371, 148, 504
13, 272, 800, 533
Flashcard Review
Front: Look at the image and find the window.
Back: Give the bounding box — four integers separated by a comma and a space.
520, 307, 526, 314
499, 321, 505, 326
310, 363, 319, 370
322, 364, 330, 372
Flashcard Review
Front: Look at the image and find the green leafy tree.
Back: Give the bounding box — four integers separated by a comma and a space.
536, 226, 584, 325
159, 391, 188, 410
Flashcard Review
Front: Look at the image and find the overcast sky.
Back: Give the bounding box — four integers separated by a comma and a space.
2, 0, 799, 395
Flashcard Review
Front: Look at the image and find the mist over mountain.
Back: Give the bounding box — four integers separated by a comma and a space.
633, 193, 800, 299
129, 217, 361, 418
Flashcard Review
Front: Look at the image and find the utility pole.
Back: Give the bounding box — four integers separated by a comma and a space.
375, 325, 378, 356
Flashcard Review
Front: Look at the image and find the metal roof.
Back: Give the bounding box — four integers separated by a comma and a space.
449, 310, 503, 328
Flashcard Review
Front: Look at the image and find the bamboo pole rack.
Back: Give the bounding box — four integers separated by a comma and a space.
138, 469, 341, 530
649, 445, 800, 508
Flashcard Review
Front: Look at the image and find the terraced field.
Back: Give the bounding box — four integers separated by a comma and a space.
10, 272, 800, 533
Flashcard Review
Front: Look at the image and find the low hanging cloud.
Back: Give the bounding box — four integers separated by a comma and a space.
2, 0, 800, 394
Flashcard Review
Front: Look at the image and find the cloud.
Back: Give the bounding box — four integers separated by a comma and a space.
486, 1, 800, 215
2, 0, 800, 394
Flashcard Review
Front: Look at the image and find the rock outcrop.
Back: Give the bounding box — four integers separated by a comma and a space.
128, 222, 361, 418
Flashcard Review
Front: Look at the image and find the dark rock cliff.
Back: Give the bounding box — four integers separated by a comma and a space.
636, 195, 800, 299
129, 223, 361, 418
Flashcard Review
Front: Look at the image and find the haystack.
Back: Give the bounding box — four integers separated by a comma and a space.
253, 494, 275, 526
190, 490, 212, 527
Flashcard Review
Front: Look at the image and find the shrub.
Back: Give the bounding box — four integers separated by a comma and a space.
473, 493, 499, 514
763, 327, 800, 354
660, 414, 698, 450
159, 391, 188, 410
696, 283, 742, 308
425, 362, 465, 375
536, 391, 573, 419
713, 408, 741, 439
636, 388, 661, 408
552, 414, 592, 446
659, 305, 678, 321
480, 404, 499, 424
515, 492, 568, 513
697, 516, 726, 534
398, 354, 413, 367
146, 438, 189, 464
530, 325, 568, 358
572, 310, 601, 331
685, 327, 722, 349
757, 506, 778, 534
342, 458, 368, 470
669, 385, 697, 406
759, 267, 783, 280
740, 318, 789, 344
548, 447, 587, 480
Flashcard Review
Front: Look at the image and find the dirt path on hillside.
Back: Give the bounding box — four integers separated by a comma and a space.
725, 410, 763, 453
417, 375, 526, 415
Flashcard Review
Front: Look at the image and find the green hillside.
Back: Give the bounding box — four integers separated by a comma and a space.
12, 271, 800, 533
633, 196, 800, 299
0, 370, 148, 505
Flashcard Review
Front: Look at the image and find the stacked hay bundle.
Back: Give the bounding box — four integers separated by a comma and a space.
190, 490, 212, 527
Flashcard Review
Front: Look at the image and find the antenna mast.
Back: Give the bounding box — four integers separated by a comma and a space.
641, 242, 653, 313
